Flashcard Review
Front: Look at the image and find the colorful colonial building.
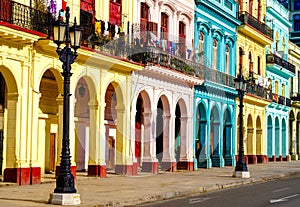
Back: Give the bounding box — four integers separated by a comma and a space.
265, 0, 294, 162
194, 0, 240, 168
236, 0, 272, 164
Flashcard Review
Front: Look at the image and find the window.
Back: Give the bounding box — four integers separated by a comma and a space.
140, 3, 149, 40
225, 44, 230, 74
110, 0, 122, 26
213, 39, 218, 70
294, 14, 300, 31
161, 13, 168, 40
248, 52, 253, 75
257, 0, 261, 20
249, 0, 253, 15
179, 21, 186, 58
80, 0, 95, 41
198, 32, 205, 63
282, 84, 285, 97
275, 81, 279, 94
257, 56, 261, 75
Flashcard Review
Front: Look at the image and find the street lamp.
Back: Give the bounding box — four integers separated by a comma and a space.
233, 49, 250, 178
49, 7, 83, 205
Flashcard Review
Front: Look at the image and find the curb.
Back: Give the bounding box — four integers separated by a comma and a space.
97, 170, 300, 207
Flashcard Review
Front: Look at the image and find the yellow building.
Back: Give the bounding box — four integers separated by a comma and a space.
236, 0, 272, 164
288, 41, 300, 160
0, 0, 142, 184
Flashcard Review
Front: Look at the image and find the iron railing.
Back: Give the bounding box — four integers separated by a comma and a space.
246, 82, 272, 100
291, 92, 300, 101
266, 54, 296, 74
0, 0, 50, 34
238, 11, 273, 39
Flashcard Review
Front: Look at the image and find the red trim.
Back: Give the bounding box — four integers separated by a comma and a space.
161, 161, 177, 172
177, 161, 194, 171
0, 21, 47, 37
142, 161, 158, 174
4, 168, 30, 185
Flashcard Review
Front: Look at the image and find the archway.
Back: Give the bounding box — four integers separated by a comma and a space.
175, 98, 189, 170
175, 103, 181, 163
0, 67, 19, 183
74, 77, 90, 172
256, 116, 263, 163
275, 117, 281, 161
104, 83, 117, 172
247, 115, 254, 164
282, 119, 287, 161
196, 102, 209, 168
289, 111, 295, 159
223, 108, 233, 166
210, 106, 223, 167
297, 112, 300, 158
39, 70, 59, 174
267, 115, 274, 161
0, 73, 6, 175
135, 91, 152, 173
156, 95, 171, 171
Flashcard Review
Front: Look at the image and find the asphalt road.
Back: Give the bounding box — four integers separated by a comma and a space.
138, 175, 300, 207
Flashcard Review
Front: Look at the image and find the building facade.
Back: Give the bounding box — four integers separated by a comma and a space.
236, 0, 273, 164
265, 0, 294, 162
194, 0, 240, 168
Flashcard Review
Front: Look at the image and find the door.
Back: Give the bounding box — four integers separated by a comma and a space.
49, 133, 56, 172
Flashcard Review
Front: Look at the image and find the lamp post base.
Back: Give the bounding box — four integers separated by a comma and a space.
233, 171, 250, 178
49, 193, 81, 205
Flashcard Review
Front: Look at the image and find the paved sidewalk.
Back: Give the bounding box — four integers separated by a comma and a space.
0, 161, 300, 207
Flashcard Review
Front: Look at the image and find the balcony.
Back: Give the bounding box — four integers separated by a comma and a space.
238, 11, 273, 39
266, 54, 296, 74
0, 0, 51, 35
291, 92, 300, 101
246, 82, 272, 101
271, 93, 291, 106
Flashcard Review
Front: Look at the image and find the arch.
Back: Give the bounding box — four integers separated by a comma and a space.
103, 81, 125, 173
156, 94, 171, 168
210, 106, 221, 166
37, 67, 63, 95
256, 116, 262, 156
135, 90, 152, 170
282, 118, 287, 159
275, 117, 280, 159
267, 115, 273, 160
195, 102, 207, 166
0, 67, 18, 176
223, 108, 234, 166
246, 114, 253, 156
38, 69, 60, 174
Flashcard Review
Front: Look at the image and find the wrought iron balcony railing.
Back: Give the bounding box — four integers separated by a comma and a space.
0, 0, 50, 35
266, 54, 296, 74
291, 92, 300, 101
246, 82, 272, 101
238, 11, 273, 39
271, 93, 291, 106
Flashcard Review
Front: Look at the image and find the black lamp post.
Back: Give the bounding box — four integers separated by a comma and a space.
52, 7, 82, 194
233, 49, 250, 178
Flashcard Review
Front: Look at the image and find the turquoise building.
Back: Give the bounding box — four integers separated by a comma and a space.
194, 0, 240, 168
265, 0, 295, 161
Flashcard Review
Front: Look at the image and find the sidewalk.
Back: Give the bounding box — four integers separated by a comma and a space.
0, 161, 300, 207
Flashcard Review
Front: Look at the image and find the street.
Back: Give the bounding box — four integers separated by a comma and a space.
138, 175, 300, 207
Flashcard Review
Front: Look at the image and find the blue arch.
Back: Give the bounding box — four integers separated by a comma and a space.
267, 115, 273, 159
275, 117, 280, 158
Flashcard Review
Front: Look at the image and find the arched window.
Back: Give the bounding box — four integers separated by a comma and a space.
179, 21, 186, 58
257, 56, 261, 75
225, 44, 230, 74
161, 13, 168, 40
140, 3, 150, 41
213, 39, 218, 69
248, 52, 253, 76
249, 0, 253, 15
282, 37, 286, 54
294, 14, 300, 31
275, 81, 279, 94
198, 32, 205, 63
257, 0, 261, 21
275, 32, 279, 51
282, 84, 285, 97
